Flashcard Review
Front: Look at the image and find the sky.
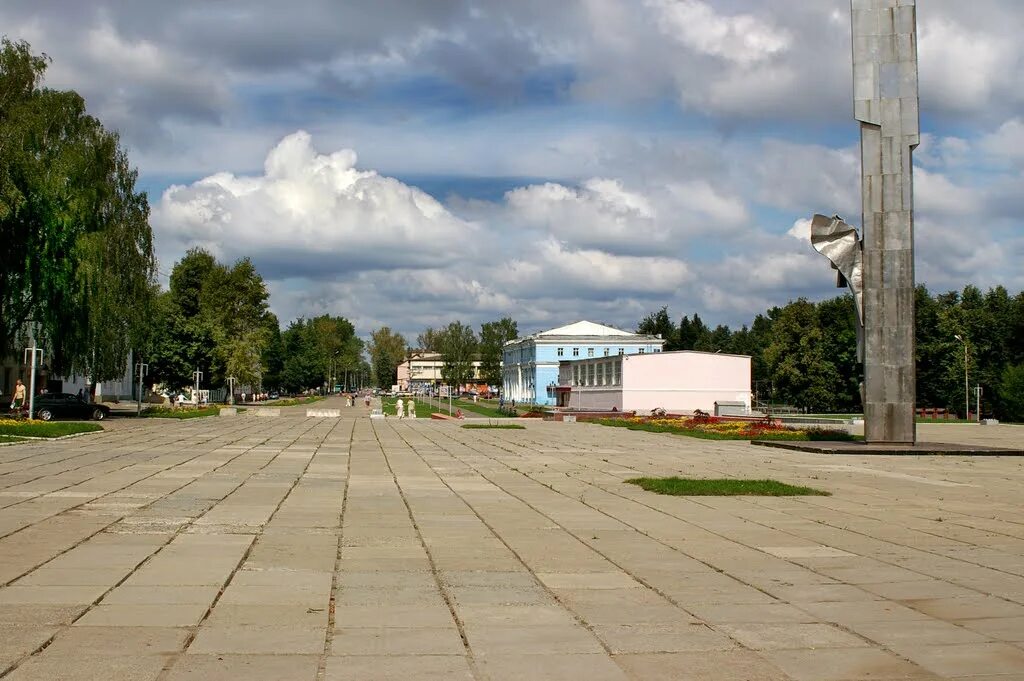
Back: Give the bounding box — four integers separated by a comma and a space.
3, 0, 1023, 341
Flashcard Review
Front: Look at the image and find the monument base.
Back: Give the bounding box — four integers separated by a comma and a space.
751, 440, 1024, 456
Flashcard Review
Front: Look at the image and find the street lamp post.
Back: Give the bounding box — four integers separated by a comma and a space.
135, 361, 149, 417
954, 335, 969, 420
227, 376, 236, 405
193, 369, 203, 406
23, 346, 43, 420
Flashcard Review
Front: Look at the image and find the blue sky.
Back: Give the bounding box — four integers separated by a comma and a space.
3, 0, 1022, 340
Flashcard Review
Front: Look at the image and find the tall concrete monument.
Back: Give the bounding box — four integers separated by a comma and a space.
812, 0, 919, 444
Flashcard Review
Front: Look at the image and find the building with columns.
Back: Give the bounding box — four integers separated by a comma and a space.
501, 321, 664, 406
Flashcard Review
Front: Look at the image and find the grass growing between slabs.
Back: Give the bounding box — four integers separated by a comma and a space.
0, 420, 104, 438
627, 477, 830, 497
461, 423, 526, 430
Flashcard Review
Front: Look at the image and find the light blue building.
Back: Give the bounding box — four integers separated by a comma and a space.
502, 321, 664, 406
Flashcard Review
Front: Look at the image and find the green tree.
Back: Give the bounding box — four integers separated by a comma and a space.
638, 307, 679, 349
998, 363, 1024, 422
479, 317, 518, 387
438, 321, 478, 387
763, 299, 842, 411
1, 39, 156, 380
416, 327, 443, 352
678, 314, 710, 350
369, 327, 407, 389
147, 249, 274, 392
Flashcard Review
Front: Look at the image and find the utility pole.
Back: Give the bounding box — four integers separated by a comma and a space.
135, 361, 149, 417
23, 346, 43, 420
975, 385, 982, 423
193, 369, 203, 406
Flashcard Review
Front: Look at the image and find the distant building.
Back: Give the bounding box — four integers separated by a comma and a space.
395, 351, 485, 392
502, 321, 664, 406
555, 350, 751, 415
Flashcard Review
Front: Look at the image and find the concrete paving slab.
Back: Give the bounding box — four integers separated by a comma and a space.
323, 655, 474, 680
2, 406, 1024, 678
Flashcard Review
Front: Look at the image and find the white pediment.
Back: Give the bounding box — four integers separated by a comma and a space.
536, 321, 636, 337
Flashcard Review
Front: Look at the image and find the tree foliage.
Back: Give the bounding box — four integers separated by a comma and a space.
277, 315, 362, 392
146, 248, 274, 392
368, 327, 407, 389
1, 38, 155, 381
437, 321, 478, 387
479, 317, 517, 386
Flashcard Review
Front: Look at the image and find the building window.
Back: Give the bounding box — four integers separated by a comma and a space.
587, 363, 595, 385
638, 348, 645, 354
574, 365, 581, 386
653, 348, 661, 353
573, 348, 579, 357
587, 348, 594, 357
603, 348, 609, 356
597, 363, 605, 385
618, 348, 624, 355
557, 347, 563, 357
614, 361, 621, 385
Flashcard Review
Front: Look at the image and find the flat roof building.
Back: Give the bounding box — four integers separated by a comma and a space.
555, 350, 751, 415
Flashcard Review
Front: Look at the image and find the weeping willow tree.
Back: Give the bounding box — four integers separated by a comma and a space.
0, 38, 155, 382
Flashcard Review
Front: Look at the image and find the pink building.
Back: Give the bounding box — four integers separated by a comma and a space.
555, 350, 751, 415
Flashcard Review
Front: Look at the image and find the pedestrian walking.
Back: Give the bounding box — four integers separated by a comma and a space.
11, 379, 26, 415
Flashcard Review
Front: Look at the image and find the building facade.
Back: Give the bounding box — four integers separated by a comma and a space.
395, 351, 485, 392
555, 350, 751, 415
502, 321, 664, 406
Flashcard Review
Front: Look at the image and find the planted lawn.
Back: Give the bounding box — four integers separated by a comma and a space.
0, 435, 27, 443
143, 406, 221, 419
266, 396, 325, 407
461, 423, 526, 430
382, 397, 436, 419
627, 477, 829, 497
0, 420, 103, 438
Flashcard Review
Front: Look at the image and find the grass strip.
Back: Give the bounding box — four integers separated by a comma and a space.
627, 477, 829, 497
0, 435, 28, 443
0, 421, 104, 437
461, 424, 526, 430
266, 396, 325, 407
142, 406, 221, 419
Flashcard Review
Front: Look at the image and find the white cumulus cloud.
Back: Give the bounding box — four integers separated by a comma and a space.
153, 131, 476, 278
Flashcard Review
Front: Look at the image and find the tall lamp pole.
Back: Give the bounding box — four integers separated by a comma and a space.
135, 361, 149, 417
24, 346, 43, 420
193, 369, 204, 406
954, 335, 968, 420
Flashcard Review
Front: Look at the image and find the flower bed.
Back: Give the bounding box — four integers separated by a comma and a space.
594, 413, 857, 441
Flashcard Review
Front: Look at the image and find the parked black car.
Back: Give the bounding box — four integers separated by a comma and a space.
20, 393, 110, 421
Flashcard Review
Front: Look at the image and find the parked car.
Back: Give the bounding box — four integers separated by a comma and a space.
20, 393, 110, 421
268, 392, 279, 400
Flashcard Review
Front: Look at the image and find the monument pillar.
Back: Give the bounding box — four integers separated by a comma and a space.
854, 0, 918, 444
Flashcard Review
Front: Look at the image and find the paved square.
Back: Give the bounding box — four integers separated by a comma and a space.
1, 401, 1023, 680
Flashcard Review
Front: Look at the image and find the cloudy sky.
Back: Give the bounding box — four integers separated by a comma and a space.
4, 0, 1022, 340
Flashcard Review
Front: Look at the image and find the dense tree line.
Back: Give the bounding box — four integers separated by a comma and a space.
637, 285, 1024, 420
1, 39, 155, 384
278, 315, 366, 392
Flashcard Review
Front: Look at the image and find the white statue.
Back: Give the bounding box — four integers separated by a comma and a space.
407, 399, 416, 419
395, 398, 404, 419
